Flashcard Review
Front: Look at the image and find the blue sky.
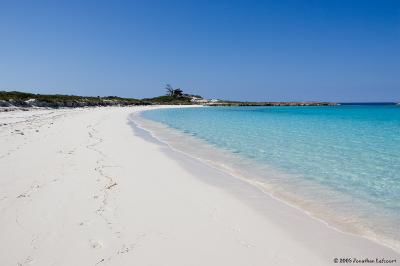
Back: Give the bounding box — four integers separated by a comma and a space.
0, 0, 399, 101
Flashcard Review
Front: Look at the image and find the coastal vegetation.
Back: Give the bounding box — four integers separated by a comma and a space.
0, 91, 146, 108
0, 85, 339, 109
141, 84, 200, 105
165, 84, 184, 97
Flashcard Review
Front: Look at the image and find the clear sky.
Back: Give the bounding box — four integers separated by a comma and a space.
0, 0, 399, 102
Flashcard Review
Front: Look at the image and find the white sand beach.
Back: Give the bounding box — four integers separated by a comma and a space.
0, 106, 398, 266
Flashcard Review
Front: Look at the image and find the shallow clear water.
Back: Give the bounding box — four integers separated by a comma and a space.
141, 105, 400, 249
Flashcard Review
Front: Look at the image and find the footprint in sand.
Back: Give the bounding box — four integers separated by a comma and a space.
117, 244, 135, 255
89, 239, 103, 249
231, 225, 241, 233
17, 256, 34, 265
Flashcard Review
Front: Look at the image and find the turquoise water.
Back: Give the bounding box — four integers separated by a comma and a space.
141, 105, 400, 248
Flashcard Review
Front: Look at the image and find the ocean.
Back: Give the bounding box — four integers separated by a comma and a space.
139, 105, 400, 251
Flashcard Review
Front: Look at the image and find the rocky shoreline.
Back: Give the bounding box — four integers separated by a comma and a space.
0, 98, 148, 109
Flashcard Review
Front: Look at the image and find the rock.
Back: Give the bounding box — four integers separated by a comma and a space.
0, 100, 11, 107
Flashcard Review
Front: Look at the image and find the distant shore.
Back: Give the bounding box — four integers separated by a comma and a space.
1, 90, 338, 110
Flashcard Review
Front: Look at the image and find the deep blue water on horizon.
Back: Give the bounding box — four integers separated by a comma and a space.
141, 105, 400, 247
339, 102, 398, 105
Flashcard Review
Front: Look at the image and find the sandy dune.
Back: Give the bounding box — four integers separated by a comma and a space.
0, 107, 398, 266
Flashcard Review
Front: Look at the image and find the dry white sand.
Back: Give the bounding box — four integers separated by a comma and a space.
0, 107, 398, 266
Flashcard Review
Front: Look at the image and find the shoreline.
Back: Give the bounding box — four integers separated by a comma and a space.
0, 106, 398, 265
134, 107, 400, 253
